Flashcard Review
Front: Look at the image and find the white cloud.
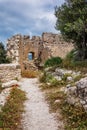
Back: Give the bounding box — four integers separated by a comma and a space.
0, 0, 65, 43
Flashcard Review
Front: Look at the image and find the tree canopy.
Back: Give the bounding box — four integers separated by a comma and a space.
0, 42, 10, 64
55, 0, 87, 60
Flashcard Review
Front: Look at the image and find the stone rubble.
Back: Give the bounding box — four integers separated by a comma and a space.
47, 67, 81, 83
0, 80, 20, 110
76, 77, 87, 111
65, 85, 79, 105
65, 77, 87, 111
2, 80, 19, 88
67, 76, 73, 81
45, 67, 87, 112
0, 64, 21, 83
55, 68, 73, 77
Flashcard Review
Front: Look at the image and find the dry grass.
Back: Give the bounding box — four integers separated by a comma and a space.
45, 90, 65, 113
61, 102, 87, 130
39, 83, 65, 130
21, 70, 39, 78
40, 82, 65, 113
0, 86, 26, 130
40, 82, 87, 130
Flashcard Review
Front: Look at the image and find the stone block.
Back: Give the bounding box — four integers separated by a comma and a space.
67, 76, 73, 81
2, 80, 18, 88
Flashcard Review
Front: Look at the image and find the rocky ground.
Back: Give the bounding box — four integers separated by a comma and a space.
1, 67, 87, 130
44, 67, 87, 111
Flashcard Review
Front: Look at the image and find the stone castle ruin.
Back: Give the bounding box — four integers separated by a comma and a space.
6, 32, 73, 71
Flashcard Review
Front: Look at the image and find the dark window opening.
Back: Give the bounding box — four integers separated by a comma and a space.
28, 52, 34, 60
24, 65, 27, 70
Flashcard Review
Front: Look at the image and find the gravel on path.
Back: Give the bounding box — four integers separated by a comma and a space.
20, 78, 59, 130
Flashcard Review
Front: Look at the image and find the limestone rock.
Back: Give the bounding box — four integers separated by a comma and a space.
67, 76, 73, 81
55, 68, 72, 77
54, 76, 62, 81
65, 77, 87, 112
84, 105, 87, 111
64, 84, 80, 105
2, 80, 18, 88
0, 64, 21, 83
54, 100, 60, 104
66, 96, 79, 105
65, 86, 77, 96
76, 77, 87, 89
73, 72, 81, 79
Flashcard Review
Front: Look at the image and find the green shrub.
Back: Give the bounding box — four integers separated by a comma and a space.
49, 78, 58, 86
39, 71, 66, 89
62, 49, 87, 71
73, 74, 83, 82
62, 73, 72, 82
39, 72, 47, 83
62, 49, 76, 69
66, 49, 75, 60
0, 80, 3, 93
0, 42, 11, 64
46, 74, 53, 82
44, 57, 62, 67
39, 72, 54, 83
72, 60, 87, 68
50, 79, 66, 86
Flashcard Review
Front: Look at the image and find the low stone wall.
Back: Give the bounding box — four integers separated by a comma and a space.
0, 64, 21, 83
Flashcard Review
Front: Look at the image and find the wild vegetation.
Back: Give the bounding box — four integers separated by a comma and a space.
38, 5, 87, 120
62, 102, 87, 130
0, 80, 3, 93
44, 57, 62, 68
21, 70, 39, 78
0, 86, 26, 130
55, 0, 87, 60
0, 0, 87, 130
62, 50, 87, 72
39, 63, 87, 130
0, 42, 11, 64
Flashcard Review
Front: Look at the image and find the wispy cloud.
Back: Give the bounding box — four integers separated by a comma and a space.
0, 0, 65, 44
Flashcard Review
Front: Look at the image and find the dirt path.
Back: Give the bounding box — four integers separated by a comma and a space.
20, 78, 59, 130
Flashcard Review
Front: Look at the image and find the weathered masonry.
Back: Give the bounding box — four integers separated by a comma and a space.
0, 64, 21, 82
6, 32, 73, 71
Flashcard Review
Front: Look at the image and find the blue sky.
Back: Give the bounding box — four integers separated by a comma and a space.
0, 0, 65, 44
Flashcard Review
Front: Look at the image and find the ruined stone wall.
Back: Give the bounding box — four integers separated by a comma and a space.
21, 36, 42, 62
41, 33, 73, 63
0, 64, 21, 83
7, 35, 21, 63
18, 35, 42, 71
6, 32, 73, 71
